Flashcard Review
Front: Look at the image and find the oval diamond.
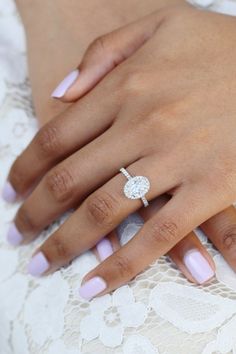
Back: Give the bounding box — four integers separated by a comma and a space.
124, 176, 150, 200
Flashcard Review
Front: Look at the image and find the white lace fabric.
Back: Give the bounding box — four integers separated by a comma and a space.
0, 0, 236, 353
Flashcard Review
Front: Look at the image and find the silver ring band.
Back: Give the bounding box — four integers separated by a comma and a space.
120, 167, 150, 207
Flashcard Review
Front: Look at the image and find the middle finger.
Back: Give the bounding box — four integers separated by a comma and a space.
8, 125, 148, 244
26, 156, 179, 275
7, 75, 119, 198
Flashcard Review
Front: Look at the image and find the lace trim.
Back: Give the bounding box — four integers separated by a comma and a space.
0, 0, 236, 353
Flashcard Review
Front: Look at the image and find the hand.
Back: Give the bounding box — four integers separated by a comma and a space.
3, 3, 236, 299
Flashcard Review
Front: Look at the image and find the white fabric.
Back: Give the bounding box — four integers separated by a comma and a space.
0, 0, 236, 353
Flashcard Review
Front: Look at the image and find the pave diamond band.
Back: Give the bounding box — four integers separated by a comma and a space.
120, 167, 150, 207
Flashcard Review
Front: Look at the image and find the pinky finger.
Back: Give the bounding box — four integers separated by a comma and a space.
94, 233, 120, 262
140, 197, 215, 285
168, 234, 215, 285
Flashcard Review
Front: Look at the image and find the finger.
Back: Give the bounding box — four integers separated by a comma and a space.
140, 197, 215, 284
94, 232, 120, 262
51, 11, 166, 102
78, 189, 217, 300
168, 235, 215, 284
9, 123, 163, 244
201, 205, 236, 271
26, 156, 180, 276
94, 198, 215, 284
95, 238, 114, 262
5, 80, 119, 200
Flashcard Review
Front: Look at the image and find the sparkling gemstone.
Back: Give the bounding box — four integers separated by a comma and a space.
124, 176, 150, 200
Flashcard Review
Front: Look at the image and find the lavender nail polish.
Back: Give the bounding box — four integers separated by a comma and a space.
79, 276, 107, 300
28, 252, 50, 277
7, 223, 23, 246
184, 250, 215, 284
51, 69, 79, 98
2, 181, 17, 203
96, 238, 113, 261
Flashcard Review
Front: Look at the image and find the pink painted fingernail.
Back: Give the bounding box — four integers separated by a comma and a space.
183, 250, 215, 284
79, 277, 107, 300
28, 252, 50, 277
2, 181, 17, 203
7, 223, 23, 246
51, 69, 79, 98
96, 238, 113, 261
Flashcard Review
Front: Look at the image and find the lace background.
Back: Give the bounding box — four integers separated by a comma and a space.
0, 0, 236, 353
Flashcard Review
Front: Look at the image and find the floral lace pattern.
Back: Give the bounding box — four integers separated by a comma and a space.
0, 0, 236, 353
80, 286, 148, 347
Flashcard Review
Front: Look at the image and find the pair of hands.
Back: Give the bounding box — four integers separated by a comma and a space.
3, 3, 236, 300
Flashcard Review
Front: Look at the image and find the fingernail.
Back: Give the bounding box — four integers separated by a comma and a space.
96, 238, 113, 261
79, 276, 107, 300
183, 250, 215, 284
7, 223, 23, 246
28, 252, 50, 277
51, 69, 79, 98
2, 181, 17, 203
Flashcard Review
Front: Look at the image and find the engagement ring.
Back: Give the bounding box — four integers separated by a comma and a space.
120, 167, 150, 207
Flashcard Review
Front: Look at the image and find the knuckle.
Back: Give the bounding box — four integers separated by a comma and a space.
149, 220, 179, 244
45, 166, 75, 203
90, 35, 110, 55
222, 225, 236, 250
49, 234, 74, 261
16, 206, 38, 234
35, 124, 61, 158
139, 100, 188, 139
119, 70, 146, 98
164, 4, 186, 18
158, 4, 192, 28
86, 191, 119, 227
112, 254, 133, 278
134, 109, 160, 136
157, 100, 188, 126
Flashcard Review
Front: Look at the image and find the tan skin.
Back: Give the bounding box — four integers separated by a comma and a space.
9, 0, 236, 294
16, 0, 182, 125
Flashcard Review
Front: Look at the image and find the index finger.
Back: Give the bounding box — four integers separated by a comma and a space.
4, 80, 118, 199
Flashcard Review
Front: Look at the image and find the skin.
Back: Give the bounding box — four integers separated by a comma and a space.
15, 0, 184, 126
9, 1, 236, 293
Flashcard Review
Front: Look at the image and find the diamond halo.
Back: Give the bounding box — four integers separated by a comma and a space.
124, 176, 150, 199
120, 168, 150, 207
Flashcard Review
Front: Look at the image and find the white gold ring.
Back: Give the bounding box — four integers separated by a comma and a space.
120, 167, 150, 207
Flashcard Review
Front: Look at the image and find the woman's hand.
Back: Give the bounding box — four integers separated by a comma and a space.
3, 3, 236, 299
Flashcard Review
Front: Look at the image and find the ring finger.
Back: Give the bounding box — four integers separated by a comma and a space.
26, 156, 180, 276
9, 127, 132, 243
8, 126, 179, 245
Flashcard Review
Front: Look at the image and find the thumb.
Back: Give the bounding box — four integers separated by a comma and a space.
51, 11, 164, 102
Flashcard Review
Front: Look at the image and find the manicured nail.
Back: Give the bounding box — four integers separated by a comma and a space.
51, 69, 79, 98
96, 238, 113, 261
2, 181, 17, 203
28, 252, 50, 277
7, 223, 23, 246
79, 276, 107, 300
183, 250, 215, 284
